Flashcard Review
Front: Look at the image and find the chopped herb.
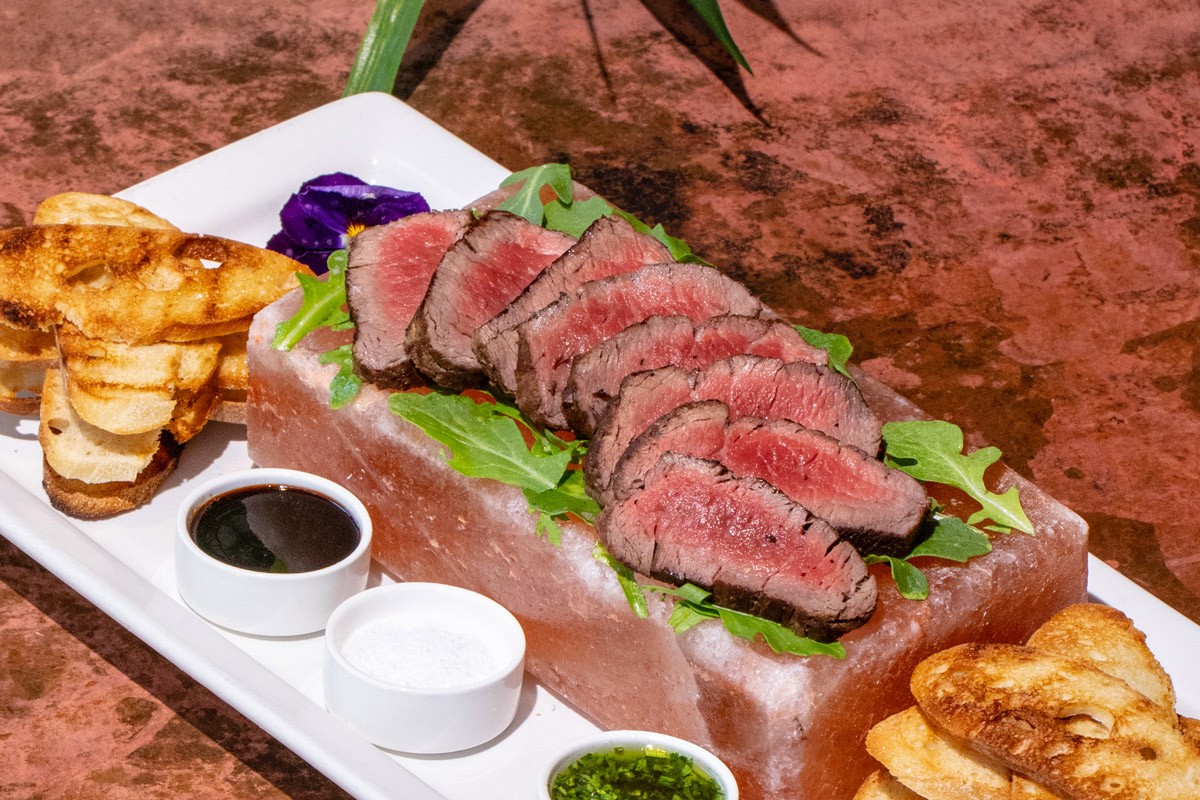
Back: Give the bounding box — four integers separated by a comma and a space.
883, 420, 1034, 534
550, 745, 724, 800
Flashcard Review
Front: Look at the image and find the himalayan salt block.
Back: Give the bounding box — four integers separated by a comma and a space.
247, 293, 1088, 800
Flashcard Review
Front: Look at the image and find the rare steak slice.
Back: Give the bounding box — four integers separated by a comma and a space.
610, 401, 928, 555
406, 211, 574, 388
346, 210, 472, 389
597, 453, 877, 641
513, 263, 765, 429
585, 355, 881, 504
474, 215, 670, 392
563, 314, 828, 436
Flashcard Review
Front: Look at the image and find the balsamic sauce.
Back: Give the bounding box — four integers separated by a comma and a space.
189, 484, 360, 574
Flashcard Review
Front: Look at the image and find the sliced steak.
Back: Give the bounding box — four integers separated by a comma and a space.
585, 354, 881, 504
597, 453, 877, 641
610, 401, 927, 555
346, 210, 472, 389
405, 211, 574, 388
563, 314, 828, 436
474, 215, 671, 393
513, 263, 765, 429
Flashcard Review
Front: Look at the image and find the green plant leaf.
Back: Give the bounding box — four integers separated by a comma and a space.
882, 420, 1034, 534
343, 0, 427, 96
316, 344, 363, 409
792, 324, 854, 379
647, 584, 845, 657
544, 195, 614, 238
910, 514, 994, 562
593, 544, 650, 618
864, 554, 930, 600
272, 250, 351, 351
611, 209, 712, 266
686, 0, 751, 72
497, 163, 575, 224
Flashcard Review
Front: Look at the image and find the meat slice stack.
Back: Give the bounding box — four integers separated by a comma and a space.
346, 210, 472, 389
405, 211, 575, 388
474, 215, 671, 391
598, 454, 878, 641
512, 262, 766, 429
608, 401, 927, 556
344, 201, 926, 641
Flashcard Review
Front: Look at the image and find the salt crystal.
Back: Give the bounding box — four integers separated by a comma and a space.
340, 617, 500, 689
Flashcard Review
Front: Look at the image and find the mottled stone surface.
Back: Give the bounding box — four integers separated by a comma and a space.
2, 0, 1200, 796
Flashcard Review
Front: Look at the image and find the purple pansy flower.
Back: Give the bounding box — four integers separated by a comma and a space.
266, 172, 430, 274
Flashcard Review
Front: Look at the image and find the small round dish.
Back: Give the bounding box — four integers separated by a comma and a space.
323, 582, 526, 754
539, 729, 739, 800
175, 468, 372, 636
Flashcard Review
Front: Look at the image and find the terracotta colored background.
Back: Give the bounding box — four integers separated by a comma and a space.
3, 0, 1199, 796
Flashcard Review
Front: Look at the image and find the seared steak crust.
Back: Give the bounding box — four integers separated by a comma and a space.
474, 215, 670, 393
597, 453, 877, 641
405, 211, 574, 388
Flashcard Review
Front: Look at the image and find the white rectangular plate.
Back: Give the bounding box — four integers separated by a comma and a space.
0, 92, 1196, 800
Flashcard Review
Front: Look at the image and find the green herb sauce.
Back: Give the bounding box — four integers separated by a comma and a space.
550, 745, 723, 800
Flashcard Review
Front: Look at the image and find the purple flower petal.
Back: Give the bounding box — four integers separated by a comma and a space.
266, 173, 430, 276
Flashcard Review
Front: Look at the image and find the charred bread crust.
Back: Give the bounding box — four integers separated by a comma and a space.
42, 432, 182, 519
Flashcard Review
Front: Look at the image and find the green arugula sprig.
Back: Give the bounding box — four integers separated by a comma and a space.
792, 324, 854, 379
864, 513, 993, 600
648, 583, 845, 658
883, 420, 1034, 534
272, 249, 353, 350
498, 164, 709, 264
317, 345, 364, 410
592, 545, 843, 657
388, 390, 598, 544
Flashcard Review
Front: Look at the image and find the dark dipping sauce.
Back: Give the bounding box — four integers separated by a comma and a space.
189, 484, 360, 574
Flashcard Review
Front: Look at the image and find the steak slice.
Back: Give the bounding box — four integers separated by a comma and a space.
563, 314, 828, 437
474, 215, 670, 392
610, 401, 928, 555
597, 453, 877, 641
405, 211, 574, 388
346, 210, 472, 389
513, 263, 765, 429
585, 354, 881, 504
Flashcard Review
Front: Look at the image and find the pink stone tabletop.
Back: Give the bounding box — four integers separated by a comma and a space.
3, 0, 1200, 796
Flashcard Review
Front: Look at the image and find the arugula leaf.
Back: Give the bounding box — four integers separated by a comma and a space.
544, 195, 614, 238
388, 390, 595, 544
864, 554, 929, 600
883, 420, 1034, 534
647, 584, 845, 658
317, 345, 363, 410
593, 544, 650, 618
273, 250, 351, 351
497, 164, 575, 224
910, 513, 994, 561
343, 0, 427, 96
611, 209, 712, 265
793, 324, 854, 379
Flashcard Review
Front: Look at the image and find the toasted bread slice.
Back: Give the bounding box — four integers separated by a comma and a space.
33, 192, 181, 230
0, 225, 304, 344
866, 706, 1011, 800
42, 434, 181, 519
853, 770, 924, 800
0, 359, 50, 415
39, 367, 160, 483
912, 643, 1200, 800
1027, 603, 1175, 711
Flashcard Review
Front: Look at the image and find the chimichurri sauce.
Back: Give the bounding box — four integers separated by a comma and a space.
550, 745, 724, 800
189, 484, 359, 574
